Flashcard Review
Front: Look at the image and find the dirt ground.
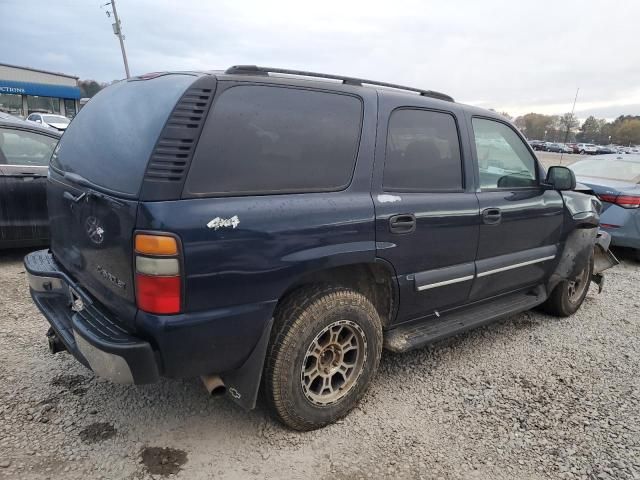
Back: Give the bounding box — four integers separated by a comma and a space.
0, 245, 639, 480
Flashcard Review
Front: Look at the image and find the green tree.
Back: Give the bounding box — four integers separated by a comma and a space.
613, 118, 640, 146
558, 112, 579, 142
577, 116, 605, 143
78, 80, 107, 98
513, 113, 558, 140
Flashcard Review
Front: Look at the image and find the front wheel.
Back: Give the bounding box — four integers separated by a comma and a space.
541, 256, 593, 317
263, 286, 382, 431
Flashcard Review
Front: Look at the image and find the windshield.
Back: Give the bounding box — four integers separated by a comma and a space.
43, 115, 70, 125
570, 158, 640, 182
51, 74, 195, 196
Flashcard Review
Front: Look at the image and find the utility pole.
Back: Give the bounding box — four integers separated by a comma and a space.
103, 0, 130, 78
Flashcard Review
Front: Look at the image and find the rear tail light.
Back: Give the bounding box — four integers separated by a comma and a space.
599, 193, 640, 209
134, 232, 182, 314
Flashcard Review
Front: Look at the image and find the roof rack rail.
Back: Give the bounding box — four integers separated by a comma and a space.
224, 65, 454, 102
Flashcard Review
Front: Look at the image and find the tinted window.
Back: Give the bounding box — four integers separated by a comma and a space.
51, 74, 195, 195
0, 128, 58, 166
472, 118, 537, 189
185, 85, 362, 196
383, 109, 462, 191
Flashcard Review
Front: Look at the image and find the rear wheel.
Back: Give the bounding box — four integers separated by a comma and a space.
263, 286, 382, 431
541, 256, 593, 317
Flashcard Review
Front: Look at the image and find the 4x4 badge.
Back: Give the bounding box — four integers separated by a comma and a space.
207, 215, 240, 230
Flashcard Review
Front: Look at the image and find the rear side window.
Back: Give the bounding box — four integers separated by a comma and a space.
184, 85, 363, 196
383, 109, 463, 191
51, 74, 195, 196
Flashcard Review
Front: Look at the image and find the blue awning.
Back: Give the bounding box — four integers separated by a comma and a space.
0, 79, 81, 100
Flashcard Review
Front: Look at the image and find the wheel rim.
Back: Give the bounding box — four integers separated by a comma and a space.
567, 266, 589, 303
300, 320, 367, 406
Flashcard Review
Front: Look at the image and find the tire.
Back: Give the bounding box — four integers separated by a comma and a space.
580, 150, 585, 154
541, 255, 593, 317
263, 285, 383, 431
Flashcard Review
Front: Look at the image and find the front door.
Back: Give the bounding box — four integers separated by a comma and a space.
373, 101, 480, 325
468, 116, 564, 300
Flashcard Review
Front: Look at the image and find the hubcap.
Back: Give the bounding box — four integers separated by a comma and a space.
301, 320, 367, 406
567, 266, 589, 303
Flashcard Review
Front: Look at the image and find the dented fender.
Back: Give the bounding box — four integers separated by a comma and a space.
548, 191, 619, 294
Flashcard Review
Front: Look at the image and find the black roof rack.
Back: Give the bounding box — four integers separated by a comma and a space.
224, 65, 454, 102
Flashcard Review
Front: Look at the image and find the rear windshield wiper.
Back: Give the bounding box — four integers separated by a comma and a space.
62, 171, 126, 207
63, 171, 94, 189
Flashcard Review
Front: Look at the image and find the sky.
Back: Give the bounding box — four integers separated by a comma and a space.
2, 0, 639, 120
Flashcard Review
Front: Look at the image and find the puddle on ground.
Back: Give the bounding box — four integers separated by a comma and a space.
79, 422, 117, 443
140, 446, 188, 476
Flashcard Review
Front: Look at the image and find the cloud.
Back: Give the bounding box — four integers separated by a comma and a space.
1, 0, 639, 118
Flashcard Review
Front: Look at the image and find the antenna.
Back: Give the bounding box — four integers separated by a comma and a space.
560, 88, 579, 164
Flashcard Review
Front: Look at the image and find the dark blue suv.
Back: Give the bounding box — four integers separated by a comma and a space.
25, 66, 617, 430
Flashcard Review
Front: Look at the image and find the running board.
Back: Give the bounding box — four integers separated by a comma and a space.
384, 289, 546, 353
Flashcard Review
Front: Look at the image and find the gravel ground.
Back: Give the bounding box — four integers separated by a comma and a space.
1, 247, 639, 480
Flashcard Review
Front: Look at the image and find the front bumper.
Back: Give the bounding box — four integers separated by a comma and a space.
25, 250, 160, 384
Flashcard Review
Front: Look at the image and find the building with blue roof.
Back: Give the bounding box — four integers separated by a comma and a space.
0, 63, 81, 119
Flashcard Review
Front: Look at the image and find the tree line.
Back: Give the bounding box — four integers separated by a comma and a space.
499, 111, 640, 146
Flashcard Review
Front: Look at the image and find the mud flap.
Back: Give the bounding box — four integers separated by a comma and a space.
220, 317, 274, 410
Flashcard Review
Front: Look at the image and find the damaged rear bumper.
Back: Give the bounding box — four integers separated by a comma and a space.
591, 230, 619, 292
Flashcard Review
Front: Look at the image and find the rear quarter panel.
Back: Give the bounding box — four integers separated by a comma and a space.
137, 192, 376, 312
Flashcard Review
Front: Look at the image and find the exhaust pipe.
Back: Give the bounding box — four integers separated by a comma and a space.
201, 374, 226, 396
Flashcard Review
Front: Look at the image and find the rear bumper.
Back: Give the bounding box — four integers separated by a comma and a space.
25, 250, 160, 384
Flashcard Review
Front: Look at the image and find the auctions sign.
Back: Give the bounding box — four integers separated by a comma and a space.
0, 85, 26, 94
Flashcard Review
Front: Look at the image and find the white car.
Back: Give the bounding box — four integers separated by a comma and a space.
26, 113, 70, 132
576, 143, 597, 154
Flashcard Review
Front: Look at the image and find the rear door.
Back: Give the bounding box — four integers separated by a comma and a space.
373, 96, 480, 324
0, 127, 57, 246
468, 116, 564, 300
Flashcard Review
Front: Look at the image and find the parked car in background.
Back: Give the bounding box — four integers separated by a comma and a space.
545, 143, 572, 154
577, 143, 598, 154
26, 113, 70, 132
0, 112, 61, 248
596, 145, 616, 154
570, 154, 640, 260
566, 142, 579, 153
24, 66, 616, 431
529, 140, 546, 151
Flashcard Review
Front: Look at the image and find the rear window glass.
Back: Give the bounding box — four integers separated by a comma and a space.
51, 74, 195, 195
570, 158, 640, 182
384, 109, 463, 191
184, 85, 362, 196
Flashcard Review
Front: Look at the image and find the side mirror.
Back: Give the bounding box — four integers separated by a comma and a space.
545, 166, 576, 191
